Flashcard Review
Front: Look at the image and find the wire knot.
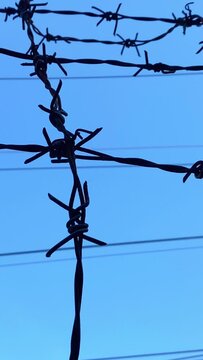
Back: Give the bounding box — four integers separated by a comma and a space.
67, 222, 89, 235
46, 182, 106, 257
92, 3, 122, 35
117, 33, 140, 56
104, 11, 118, 22
183, 161, 203, 182
173, 2, 203, 34
153, 62, 176, 74
194, 162, 203, 179
38, 80, 70, 135
13, 0, 48, 29
4, 7, 16, 22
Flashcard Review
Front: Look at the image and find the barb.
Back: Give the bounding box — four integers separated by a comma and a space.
92, 3, 122, 35
117, 33, 140, 56
196, 40, 203, 54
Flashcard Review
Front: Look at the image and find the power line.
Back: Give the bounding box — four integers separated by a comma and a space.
0, 162, 195, 172
2, 144, 203, 155
1, 244, 203, 268
0, 72, 203, 81
1, 235, 203, 258
169, 354, 203, 360
82, 350, 203, 360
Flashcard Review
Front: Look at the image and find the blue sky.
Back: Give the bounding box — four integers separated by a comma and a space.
0, 1, 203, 359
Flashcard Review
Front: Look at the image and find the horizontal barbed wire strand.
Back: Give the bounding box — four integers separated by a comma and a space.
2, 47, 203, 76
1, 3, 202, 25
2, 145, 203, 155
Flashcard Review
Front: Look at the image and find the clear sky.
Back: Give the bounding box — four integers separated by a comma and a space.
0, 1, 203, 360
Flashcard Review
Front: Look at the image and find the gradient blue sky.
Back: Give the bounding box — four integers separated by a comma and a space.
0, 1, 203, 359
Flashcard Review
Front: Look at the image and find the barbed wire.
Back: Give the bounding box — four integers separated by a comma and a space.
1, 1, 203, 359
1, 135, 203, 182
1, 2, 203, 53
2, 47, 203, 76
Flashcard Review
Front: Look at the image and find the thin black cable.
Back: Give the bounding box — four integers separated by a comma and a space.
2, 144, 203, 155
1, 235, 203, 258
169, 355, 203, 360
0, 163, 195, 172
0, 72, 203, 81
82, 350, 203, 360
1, 244, 203, 268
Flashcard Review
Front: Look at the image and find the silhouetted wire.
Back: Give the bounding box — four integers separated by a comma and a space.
0, 72, 203, 81
1, 2, 203, 360
2, 47, 203, 75
2, 2, 203, 31
0, 7, 104, 360
0, 163, 195, 172
169, 355, 203, 360
85, 349, 203, 360
81, 350, 203, 360
2, 145, 203, 155
31, 24, 184, 55
1, 244, 203, 268
1, 138, 202, 179
1, 235, 203, 257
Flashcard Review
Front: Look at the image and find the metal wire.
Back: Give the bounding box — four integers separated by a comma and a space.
82, 350, 203, 360
1, 244, 203, 268
0, 1, 203, 360
1, 234, 203, 258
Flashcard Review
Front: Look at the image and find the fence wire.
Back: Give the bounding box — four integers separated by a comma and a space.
0, 1, 203, 359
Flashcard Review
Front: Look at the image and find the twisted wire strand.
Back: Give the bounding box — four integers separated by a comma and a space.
1, 132, 203, 183
2, 47, 203, 76
0, 4, 105, 360
1, 2, 202, 26
32, 25, 179, 57
1, 2, 203, 51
